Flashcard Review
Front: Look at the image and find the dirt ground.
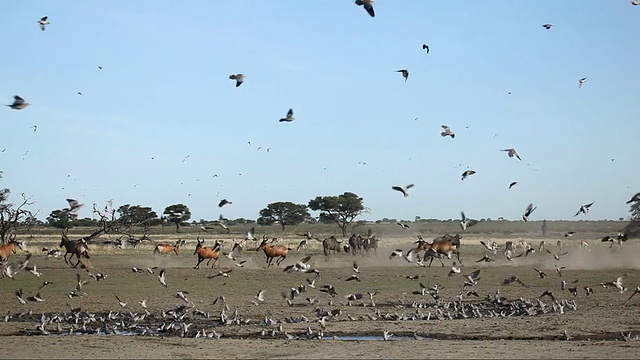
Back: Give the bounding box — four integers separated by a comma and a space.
1, 235, 640, 359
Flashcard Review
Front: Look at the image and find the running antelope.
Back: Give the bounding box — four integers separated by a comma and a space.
153, 239, 185, 256
193, 238, 221, 269
257, 236, 291, 267
59, 230, 90, 268
423, 234, 462, 267
0, 233, 28, 262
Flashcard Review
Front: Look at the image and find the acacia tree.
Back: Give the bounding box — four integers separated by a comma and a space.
47, 209, 78, 229
257, 202, 310, 231
308, 192, 366, 237
118, 204, 159, 231
163, 204, 191, 233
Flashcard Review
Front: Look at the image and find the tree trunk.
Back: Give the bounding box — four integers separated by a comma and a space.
280, 222, 286, 231
175, 222, 180, 233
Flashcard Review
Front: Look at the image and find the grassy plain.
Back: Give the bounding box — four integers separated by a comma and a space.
1, 221, 639, 359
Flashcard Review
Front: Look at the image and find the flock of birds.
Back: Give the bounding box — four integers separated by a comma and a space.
2, 3, 640, 345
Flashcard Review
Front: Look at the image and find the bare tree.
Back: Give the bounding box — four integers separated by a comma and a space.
0, 192, 35, 243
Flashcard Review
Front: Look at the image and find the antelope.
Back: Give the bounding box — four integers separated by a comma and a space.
153, 239, 184, 256
423, 234, 462, 267
193, 238, 221, 269
257, 236, 291, 267
59, 230, 90, 268
0, 233, 28, 262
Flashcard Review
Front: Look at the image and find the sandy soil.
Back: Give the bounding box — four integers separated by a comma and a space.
1, 236, 640, 359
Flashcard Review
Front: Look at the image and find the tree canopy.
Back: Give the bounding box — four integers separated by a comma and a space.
308, 192, 366, 236
118, 204, 159, 231
257, 201, 310, 230
47, 209, 78, 229
163, 204, 191, 233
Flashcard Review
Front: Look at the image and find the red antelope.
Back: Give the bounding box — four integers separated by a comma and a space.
59, 230, 91, 268
0, 234, 28, 262
257, 237, 291, 267
153, 239, 185, 256
193, 238, 221, 269
423, 234, 462, 267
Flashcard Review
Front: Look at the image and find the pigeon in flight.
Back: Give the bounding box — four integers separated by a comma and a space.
501, 148, 521, 160
542, 23, 553, 30
6, 96, 30, 110
574, 202, 595, 216
355, 0, 375, 18
578, 77, 587, 88
461, 170, 476, 181
509, 181, 519, 189
460, 212, 479, 231
392, 184, 414, 197
440, 125, 455, 138
64, 199, 83, 214
218, 199, 232, 208
229, 74, 245, 87
38, 16, 50, 31
279, 109, 295, 122
422, 44, 429, 53
522, 203, 537, 222
396, 69, 409, 82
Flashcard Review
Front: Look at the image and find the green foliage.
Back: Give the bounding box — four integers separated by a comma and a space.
47, 209, 77, 229
118, 204, 159, 230
630, 201, 640, 221
257, 201, 310, 230
163, 204, 191, 233
308, 192, 366, 236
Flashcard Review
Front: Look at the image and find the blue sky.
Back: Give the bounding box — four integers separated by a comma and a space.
0, 1, 638, 223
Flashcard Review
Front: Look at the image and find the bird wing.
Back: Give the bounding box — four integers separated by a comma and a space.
286, 109, 294, 117
405, 184, 414, 189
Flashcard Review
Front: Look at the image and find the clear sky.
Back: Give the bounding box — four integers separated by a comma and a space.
0, 1, 638, 223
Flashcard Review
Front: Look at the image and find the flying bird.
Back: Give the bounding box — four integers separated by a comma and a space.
564, 231, 575, 237
578, 77, 587, 88
501, 148, 521, 160
218, 199, 232, 208
6, 96, 30, 110
255, 290, 266, 303
448, 261, 461, 276
64, 199, 83, 214
461, 170, 476, 181
355, 0, 375, 18
229, 74, 245, 87
279, 109, 295, 122
440, 125, 455, 138
460, 212, 479, 231
158, 269, 167, 287
522, 203, 537, 222
633, 0, 639, 5
397, 222, 410, 229
574, 202, 595, 217
422, 44, 429, 53
38, 16, 50, 31
626, 192, 640, 204
542, 23, 553, 30
509, 181, 519, 189
396, 69, 409, 82
392, 184, 414, 197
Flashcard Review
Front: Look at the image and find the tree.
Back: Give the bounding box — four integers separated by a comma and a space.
47, 209, 78, 229
257, 202, 310, 230
118, 204, 159, 231
163, 204, 191, 233
0, 172, 36, 242
308, 192, 367, 237
625, 201, 640, 237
